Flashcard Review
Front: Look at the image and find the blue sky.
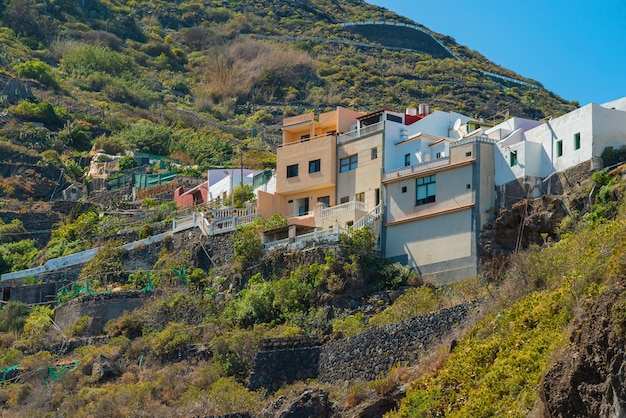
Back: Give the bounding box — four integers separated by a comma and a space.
368, 0, 626, 106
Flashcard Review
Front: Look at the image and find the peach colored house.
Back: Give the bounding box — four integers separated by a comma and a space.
257, 107, 364, 227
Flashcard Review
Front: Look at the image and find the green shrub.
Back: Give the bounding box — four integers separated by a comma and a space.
14, 60, 58, 89
332, 312, 366, 337
149, 322, 193, 357
22, 305, 54, 348
60, 43, 137, 77
79, 240, 126, 289
0, 240, 39, 274
369, 287, 440, 327
0, 302, 30, 333
13, 100, 62, 127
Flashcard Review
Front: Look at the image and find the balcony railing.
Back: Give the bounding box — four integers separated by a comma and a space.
320, 200, 367, 218
383, 157, 450, 181
263, 226, 346, 251
280, 132, 335, 147
337, 121, 384, 145
450, 134, 498, 147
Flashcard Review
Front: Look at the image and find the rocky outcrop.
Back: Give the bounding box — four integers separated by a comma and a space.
91, 355, 120, 382
262, 388, 337, 418
535, 283, 626, 417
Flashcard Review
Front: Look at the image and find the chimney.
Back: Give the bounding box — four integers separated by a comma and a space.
418, 103, 429, 116
406, 107, 417, 116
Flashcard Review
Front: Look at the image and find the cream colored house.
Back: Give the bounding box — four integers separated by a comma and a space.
383, 137, 496, 283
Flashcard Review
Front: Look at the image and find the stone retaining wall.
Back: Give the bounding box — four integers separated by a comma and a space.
319, 303, 473, 382
54, 291, 150, 335
248, 302, 477, 391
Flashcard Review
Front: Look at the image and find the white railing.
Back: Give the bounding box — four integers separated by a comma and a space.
337, 121, 384, 144
351, 203, 382, 230
320, 200, 367, 218
172, 212, 203, 233
451, 134, 498, 147
263, 226, 346, 251
213, 207, 256, 219
383, 157, 450, 181
173, 210, 259, 236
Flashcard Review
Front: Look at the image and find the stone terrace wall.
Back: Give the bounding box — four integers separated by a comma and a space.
319, 303, 474, 382
249, 302, 477, 391
54, 291, 150, 335
248, 336, 326, 392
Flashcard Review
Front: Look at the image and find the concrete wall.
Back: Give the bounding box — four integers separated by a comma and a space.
336, 131, 383, 210
54, 291, 149, 335
276, 135, 337, 197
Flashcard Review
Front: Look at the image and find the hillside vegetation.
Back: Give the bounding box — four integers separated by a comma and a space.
0, 1, 603, 416
0, 0, 576, 173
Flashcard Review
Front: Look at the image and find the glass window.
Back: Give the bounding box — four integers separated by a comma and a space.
355, 192, 364, 202
286, 164, 298, 178
371, 147, 378, 160
574, 132, 581, 150
317, 196, 330, 206
309, 159, 321, 173
510, 151, 518, 167
340, 154, 358, 172
404, 153, 411, 166
556, 140, 563, 157
416, 175, 436, 206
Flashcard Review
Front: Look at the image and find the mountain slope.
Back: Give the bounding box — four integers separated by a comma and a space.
0, 0, 575, 165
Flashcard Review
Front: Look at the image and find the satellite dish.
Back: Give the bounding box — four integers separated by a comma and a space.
453, 118, 462, 132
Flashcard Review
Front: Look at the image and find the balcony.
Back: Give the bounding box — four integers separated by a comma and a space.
320, 200, 367, 218
383, 157, 450, 181
337, 121, 384, 145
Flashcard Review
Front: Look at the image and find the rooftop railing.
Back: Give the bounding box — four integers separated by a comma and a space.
337, 121, 384, 145
383, 157, 450, 181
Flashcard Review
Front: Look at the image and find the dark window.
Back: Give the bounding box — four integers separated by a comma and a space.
286, 164, 299, 178
355, 192, 365, 202
510, 151, 518, 167
300, 134, 310, 141
371, 147, 378, 160
466, 151, 472, 157
340, 196, 349, 204
404, 153, 411, 166
416, 175, 436, 206
317, 196, 330, 206
386, 114, 403, 123
340, 154, 358, 172
309, 159, 321, 173
466, 184, 471, 189
574, 132, 581, 150
436, 151, 443, 159
401, 186, 407, 193
556, 140, 563, 157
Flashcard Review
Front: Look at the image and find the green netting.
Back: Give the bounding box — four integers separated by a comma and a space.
44, 360, 79, 385
141, 277, 153, 292
173, 266, 188, 286
0, 364, 20, 383
107, 173, 132, 190
57, 281, 96, 304
133, 171, 177, 189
